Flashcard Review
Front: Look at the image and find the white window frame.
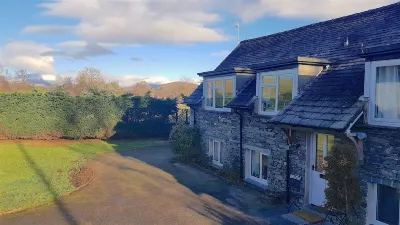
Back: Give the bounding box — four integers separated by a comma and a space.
367, 183, 400, 225
366, 59, 400, 127
248, 150, 268, 185
203, 76, 236, 112
256, 69, 298, 116
209, 139, 223, 166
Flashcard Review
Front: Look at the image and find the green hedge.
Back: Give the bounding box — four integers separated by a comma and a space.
0, 91, 131, 139
113, 95, 177, 139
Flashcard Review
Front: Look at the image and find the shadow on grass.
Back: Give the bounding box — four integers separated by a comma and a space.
17, 143, 78, 225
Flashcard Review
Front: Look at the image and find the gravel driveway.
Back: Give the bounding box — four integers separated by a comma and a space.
0, 147, 288, 225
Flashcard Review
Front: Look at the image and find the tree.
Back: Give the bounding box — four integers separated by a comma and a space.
323, 140, 361, 223
129, 80, 153, 96
14, 69, 28, 82
56, 67, 123, 96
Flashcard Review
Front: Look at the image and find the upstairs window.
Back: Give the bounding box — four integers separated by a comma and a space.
257, 69, 297, 115
368, 59, 400, 127
204, 76, 235, 111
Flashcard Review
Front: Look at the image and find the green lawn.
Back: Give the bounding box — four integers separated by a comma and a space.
0, 139, 168, 213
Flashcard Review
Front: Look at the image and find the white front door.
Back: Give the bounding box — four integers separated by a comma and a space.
309, 133, 334, 206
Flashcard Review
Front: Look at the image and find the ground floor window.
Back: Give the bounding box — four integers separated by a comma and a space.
209, 139, 223, 166
249, 150, 268, 182
369, 183, 400, 225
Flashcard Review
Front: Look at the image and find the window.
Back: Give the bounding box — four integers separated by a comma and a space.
204, 76, 235, 111
249, 150, 268, 183
368, 60, 400, 127
258, 69, 297, 115
209, 139, 223, 166
315, 134, 334, 172
368, 184, 400, 225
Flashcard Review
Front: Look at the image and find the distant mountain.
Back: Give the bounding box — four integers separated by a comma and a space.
26, 74, 56, 87
153, 81, 198, 99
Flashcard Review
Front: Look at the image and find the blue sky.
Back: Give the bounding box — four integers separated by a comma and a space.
0, 0, 395, 86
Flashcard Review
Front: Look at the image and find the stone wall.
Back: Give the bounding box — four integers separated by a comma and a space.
356, 126, 400, 223
195, 108, 241, 173
194, 108, 309, 201
242, 111, 289, 192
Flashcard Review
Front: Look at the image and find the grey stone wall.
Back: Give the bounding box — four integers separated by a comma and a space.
194, 108, 309, 201
242, 111, 289, 192
195, 109, 241, 173
356, 126, 400, 223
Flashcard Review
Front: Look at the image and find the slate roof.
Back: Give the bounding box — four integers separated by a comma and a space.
216, 2, 400, 71
183, 83, 203, 105
226, 77, 256, 108
270, 60, 365, 131
185, 2, 400, 130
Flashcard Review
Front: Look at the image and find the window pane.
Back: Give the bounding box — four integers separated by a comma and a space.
224, 79, 234, 105
213, 141, 219, 162
263, 75, 275, 84
316, 134, 324, 172
375, 66, 400, 119
220, 142, 223, 163
215, 89, 224, 108
377, 185, 399, 224
262, 87, 276, 112
327, 135, 334, 156
278, 75, 293, 110
215, 80, 223, 87
206, 81, 213, 107
251, 151, 260, 178
261, 154, 268, 180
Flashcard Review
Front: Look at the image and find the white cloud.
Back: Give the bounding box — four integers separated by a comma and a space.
111, 75, 174, 87
24, 0, 396, 47
57, 41, 129, 48
41, 42, 113, 60
23, 25, 73, 34
0, 41, 55, 74
25, 0, 227, 45
228, 0, 397, 22
211, 50, 231, 57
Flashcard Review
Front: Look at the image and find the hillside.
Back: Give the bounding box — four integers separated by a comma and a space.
127, 81, 198, 101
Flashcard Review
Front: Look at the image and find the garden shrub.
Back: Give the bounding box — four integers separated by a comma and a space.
323, 140, 361, 222
0, 90, 131, 139
113, 94, 177, 139
169, 123, 201, 162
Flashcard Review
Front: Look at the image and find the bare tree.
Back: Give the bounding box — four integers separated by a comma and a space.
56, 67, 123, 96
14, 69, 28, 82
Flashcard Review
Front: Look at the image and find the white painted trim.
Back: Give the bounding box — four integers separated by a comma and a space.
257, 68, 298, 116
208, 139, 223, 167
364, 61, 372, 98
246, 149, 268, 187
367, 59, 400, 127
304, 133, 312, 206
366, 183, 400, 225
203, 76, 236, 112
243, 144, 271, 155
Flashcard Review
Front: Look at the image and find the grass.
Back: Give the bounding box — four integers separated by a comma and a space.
0, 139, 168, 213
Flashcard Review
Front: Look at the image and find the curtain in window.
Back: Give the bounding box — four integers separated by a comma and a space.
377, 185, 399, 224
261, 154, 268, 180
251, 151, 260, 178
375, 66, 400, 119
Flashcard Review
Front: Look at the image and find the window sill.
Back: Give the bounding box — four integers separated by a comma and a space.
212, 161, 223, 169
204, 108, 232, 113
258, 111, 278, 116
245, 177, 268, 189
368, 119, 400, 128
